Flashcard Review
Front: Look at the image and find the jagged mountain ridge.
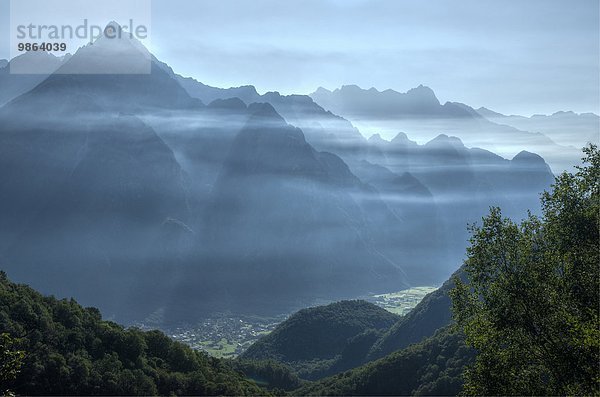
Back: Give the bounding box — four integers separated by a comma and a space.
309, 84, 583, 173
476, 107, 599, 149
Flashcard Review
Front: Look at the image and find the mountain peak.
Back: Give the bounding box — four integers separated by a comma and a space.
368, 133, 388, 144
391, 131, 417, 146
476, 106, 506, 118
208, 97, 247, 111
314, 87, 331, 95
54, 21, 151, 74
338, 84, 363, 93
247, 102, 286, 123
406, 84, 439, 103
551, 110, 576, 117
426, 134, 465, 149
512, 150, 545, 163
103, 21, 124, 35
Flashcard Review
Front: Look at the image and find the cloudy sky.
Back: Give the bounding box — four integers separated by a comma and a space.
1, 0, 598, 115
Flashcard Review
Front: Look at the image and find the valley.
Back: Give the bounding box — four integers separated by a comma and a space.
155, 285, 438, 358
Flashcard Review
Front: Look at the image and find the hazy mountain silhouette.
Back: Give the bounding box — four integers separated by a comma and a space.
169, 103, 409, 317
310, 85, 581, 173
153, 66, 367, 158
477, 107, 599, 149
311, 84, 477, 119
0, 24, 558, 323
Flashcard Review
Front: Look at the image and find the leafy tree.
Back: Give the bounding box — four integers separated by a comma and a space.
451, 145, 600, 395
0, 333, 25, 395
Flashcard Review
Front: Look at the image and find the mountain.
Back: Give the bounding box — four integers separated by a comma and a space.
2, 41, 418, 322
0, 23, 559, 323
0, 30, 198, 111
169, 103, 409, 318
292, 327, 473, 396
0, 272, 266, 396
1, 29, 413, 322
476, 107, 599, 149
8, 24, 199, 112
310, 85, 581, 173
153, 67, 367, 158
241, 300, 399, 379
0, 27, 204, 321
362, 133, 555, 274
170, 78, 556, 283
350, 161, 445, 282
311, 84, 477, 119
2, 113, 191, 319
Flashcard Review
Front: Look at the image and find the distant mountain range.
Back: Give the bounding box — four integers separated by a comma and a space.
476, 107, 599, 149
0, 25, 558, 323
310, 85, 597, 173
312, 84, 476, 119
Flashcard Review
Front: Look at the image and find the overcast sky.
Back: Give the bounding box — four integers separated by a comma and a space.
1, 0, 598, 115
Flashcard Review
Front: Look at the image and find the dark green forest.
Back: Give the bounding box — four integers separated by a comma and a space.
241, 300, 399, 379
0, 273, 266, 396
293, 327, 473, 396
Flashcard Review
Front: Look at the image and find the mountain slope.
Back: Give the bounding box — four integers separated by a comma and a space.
0, 272, 266, 396
367, 269, 464, 361
0, 52, 67, 106
162, 72, 366, 157
293, 327, 473, 396
2, 114, 191, 321
3, 25, 200, 113
240, 268, 465, 383
241, 300, 399, 379
167, 103, 408, 318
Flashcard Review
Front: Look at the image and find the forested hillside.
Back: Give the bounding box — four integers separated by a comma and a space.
367, 269, 463, 360
241, 300, 398, 379
293, 327, 473, 396
0, 272, 266, 396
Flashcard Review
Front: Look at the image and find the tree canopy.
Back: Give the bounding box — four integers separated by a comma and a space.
0, 272, 267, 396
451, 144, 600, 395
